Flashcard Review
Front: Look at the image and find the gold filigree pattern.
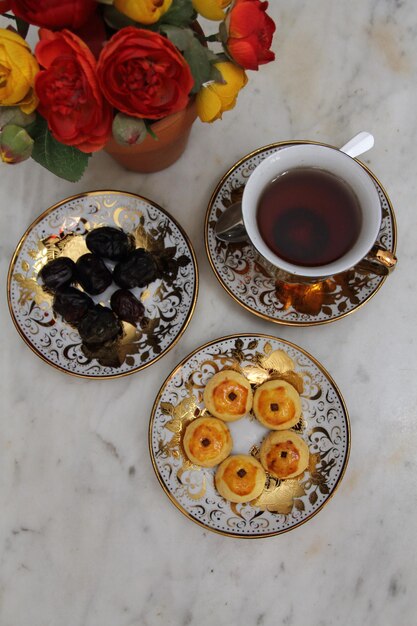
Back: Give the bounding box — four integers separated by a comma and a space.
205, 142, 397, 326
150, 335, 350, 537
8, 192, 198, 379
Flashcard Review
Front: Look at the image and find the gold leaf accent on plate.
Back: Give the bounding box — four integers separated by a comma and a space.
177, 466, 206, 500
253, 476, 306, 514
159, 394, 201, 461
56, 235, 89, 261
269, 370, 305, 395
241, 365, 270, 385
103, 198, 118, 208
141, 288, 152, 302
13, 274, 52, 307
260, 349, 294, 374
132, 220, 164, 252
113, 207, 142, 230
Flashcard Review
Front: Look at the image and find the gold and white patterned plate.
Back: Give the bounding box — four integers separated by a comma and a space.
8, 191, 198, 379
205, 141, 397, 326
149, 334, 350, 538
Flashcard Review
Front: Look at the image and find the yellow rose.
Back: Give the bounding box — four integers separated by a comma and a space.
114, 0, 173, 24
0, 29, 39, 114
192, 0, 232, 20
196, 62, 247, 123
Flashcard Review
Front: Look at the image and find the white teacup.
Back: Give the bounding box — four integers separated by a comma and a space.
241, 143, 396, 283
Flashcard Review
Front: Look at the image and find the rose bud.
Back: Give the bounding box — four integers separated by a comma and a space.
0, 124, 34, 164
192, 0, 232, 21
0, 107, 36, 132
112, 112, 147, 146
224, 0, 275, 71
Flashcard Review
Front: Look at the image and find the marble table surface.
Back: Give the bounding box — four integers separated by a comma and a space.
1, 1, 416, 625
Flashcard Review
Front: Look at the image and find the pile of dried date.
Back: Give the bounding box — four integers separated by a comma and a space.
38, 226, 190, 351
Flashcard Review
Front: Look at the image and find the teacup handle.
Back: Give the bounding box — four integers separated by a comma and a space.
355, 244, 397, 276
340, 131, 374, 158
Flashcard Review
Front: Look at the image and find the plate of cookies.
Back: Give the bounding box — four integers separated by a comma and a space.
149, 334, 350, 538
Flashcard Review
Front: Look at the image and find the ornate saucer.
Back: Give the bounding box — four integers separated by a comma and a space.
149, 334, 350, 538
205, 141, 397, 326
8, 191, 198, 379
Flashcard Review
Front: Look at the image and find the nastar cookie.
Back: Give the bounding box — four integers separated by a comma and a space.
183, 417, 233, 468
203, 370, 253, 422
260, 431, 309, 479
215, 454, 266, 503
253, 379, 301, 430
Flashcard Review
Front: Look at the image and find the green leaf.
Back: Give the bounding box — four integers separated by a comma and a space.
103, 5, 138, 29
159, 0, 196, 27
210, 65, 224, 83
219, 21, 228, 45
160, 24, 194, 51
144, 121, 159, 141
30, 117, 90, 182
161, 25, 217, 92
186, 37, 220, 93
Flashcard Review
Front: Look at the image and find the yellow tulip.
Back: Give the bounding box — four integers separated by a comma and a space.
196, 62, 247, 123
0, 29, 39, 114
192, 0, 232, 21
114, 0, 173, 24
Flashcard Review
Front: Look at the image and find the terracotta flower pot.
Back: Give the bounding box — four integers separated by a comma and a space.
104, 100, 198, 173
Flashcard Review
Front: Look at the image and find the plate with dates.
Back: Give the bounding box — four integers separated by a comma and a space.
8, 191, 198, 379
149, 334, 350, 538
205, 141, 397, 326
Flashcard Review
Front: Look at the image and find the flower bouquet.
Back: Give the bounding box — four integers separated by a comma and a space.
0, 0, 275, 180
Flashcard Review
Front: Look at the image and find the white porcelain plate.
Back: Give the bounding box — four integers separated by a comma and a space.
8, 191, 198, 379
149, 334, 350, 538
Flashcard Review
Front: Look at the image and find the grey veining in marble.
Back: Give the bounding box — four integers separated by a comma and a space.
1, 1, 417, 625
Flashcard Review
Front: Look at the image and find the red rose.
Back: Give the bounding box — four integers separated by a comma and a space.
226, 0, 275, 71
35, 29, 112, 152
10, 0, 97, 29
97, 27, 194, 120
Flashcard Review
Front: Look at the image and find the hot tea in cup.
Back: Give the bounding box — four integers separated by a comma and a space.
241, 143, 394, 282
256, 167, 362, 267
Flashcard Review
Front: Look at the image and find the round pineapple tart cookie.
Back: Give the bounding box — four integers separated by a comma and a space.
253, 379, 301, 430
183, 417, 233, 468
203, 370, 253, 422
260, 431, 309, 479
215, 454, 266, 503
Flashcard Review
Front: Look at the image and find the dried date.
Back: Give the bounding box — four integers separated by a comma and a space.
86, 226, 135, 261
110, 289, 145, 325
113, 248, 157, 289
78, 305, 122, 347
53, 287, 94, 326
76, 253, 113, 295
39, 257, 76, 292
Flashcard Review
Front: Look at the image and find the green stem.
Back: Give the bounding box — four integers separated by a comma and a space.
205, 33, 221, 43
